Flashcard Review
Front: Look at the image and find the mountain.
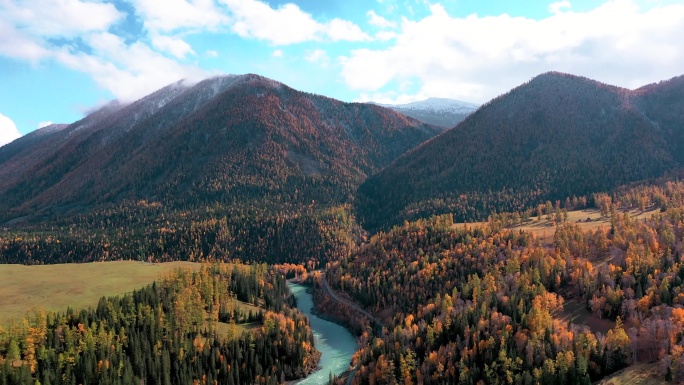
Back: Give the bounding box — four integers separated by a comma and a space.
0, 74, 443, 266
631, 74, 684, 164
0, 74, 441, 223
356, 72, 684, 230
374, 97, 479, 128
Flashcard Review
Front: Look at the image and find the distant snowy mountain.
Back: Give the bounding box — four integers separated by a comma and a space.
374, 97, 479, 128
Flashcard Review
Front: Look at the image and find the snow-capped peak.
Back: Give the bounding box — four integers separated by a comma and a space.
394, 98, 479, 114
373, 97, 479, 129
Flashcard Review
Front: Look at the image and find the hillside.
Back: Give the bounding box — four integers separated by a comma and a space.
374, 97, 478, 128
0, 74, 439, 222
357, 72, 683, 230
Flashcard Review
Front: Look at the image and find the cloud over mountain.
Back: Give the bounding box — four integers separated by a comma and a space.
0, 113, 21, 147
342, 1, 684, 104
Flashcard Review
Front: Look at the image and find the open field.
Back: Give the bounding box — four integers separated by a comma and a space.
512, 208, 659, 245
0, 261, 200, 324
595, 363, 666, 385
456, 208, 660, 246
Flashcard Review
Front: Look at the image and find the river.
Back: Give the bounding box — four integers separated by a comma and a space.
288, 282, 358, 385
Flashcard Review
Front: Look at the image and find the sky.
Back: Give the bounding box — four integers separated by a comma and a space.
1, 0, 684, 146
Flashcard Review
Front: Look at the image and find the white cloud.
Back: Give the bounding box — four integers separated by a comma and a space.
367, 10, 396, 28
37, 121, 54, 129
549, 1, 572, 15
151, 35, 195, 58
223, 0, 318, 44
272, 49, 284, 57
0, 1, 220, 112
221, 0, 370, 45
0, 0, 372, 110
356, 92, 424, 105
0, 0, 121, 62
130, 0, 229, 33
0, 113, 22, 147
341, 1, 684, 103
0, 20, 50, 61
0, 0, 122, 37
56, 32, 212, 102
375, 30, 398, 41
306, 49, 328, 63
327, 19, 370, 42
129, 0, 229, 64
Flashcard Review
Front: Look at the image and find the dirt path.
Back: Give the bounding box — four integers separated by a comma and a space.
319, 272, 385, 330
317, 273, 382, 385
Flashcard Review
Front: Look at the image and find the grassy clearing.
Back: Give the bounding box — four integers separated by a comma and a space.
216, 321, 260, 339
235, 300, 263, 315
557, 299, 615, 335
203, 300, 264, 341
455, 208, 659, 246
230, 301, 265, 336
0, 260, 200, 324
0, 260, 269, 341
595, 363, 666, 385
511, 208, 658, 245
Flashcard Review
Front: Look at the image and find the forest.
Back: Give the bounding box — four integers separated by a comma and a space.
323, 179, 684, 384
0, 203, 363, 268
0, 263, 320, 385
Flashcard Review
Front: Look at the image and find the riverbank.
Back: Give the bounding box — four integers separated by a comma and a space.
288, 282, 358, 385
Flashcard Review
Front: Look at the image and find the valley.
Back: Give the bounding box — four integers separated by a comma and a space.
0, 71, 683, 385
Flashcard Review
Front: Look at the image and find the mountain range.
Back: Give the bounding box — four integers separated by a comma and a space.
373, 97, 478, 128
1, 71, 683, 235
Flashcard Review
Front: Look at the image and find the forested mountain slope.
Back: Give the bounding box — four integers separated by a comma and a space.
632, 74, 684, 163
0, 74, 439, 223
356, 72, 683, 231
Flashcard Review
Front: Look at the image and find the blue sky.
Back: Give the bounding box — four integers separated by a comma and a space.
1, 0, 684, 145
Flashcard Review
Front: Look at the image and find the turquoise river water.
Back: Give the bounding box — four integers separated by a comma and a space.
288, 282, 357, 385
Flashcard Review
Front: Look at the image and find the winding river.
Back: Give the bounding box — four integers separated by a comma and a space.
288, 282, 357, 385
